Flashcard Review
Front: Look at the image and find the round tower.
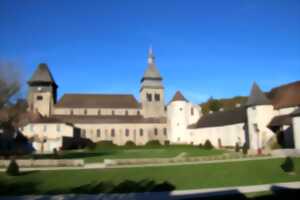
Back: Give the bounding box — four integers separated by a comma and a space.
167, 91, 191, 144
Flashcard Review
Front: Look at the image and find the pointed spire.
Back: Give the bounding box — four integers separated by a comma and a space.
171, 91, 188, 102
148, 46, 155, 64
246, 82, 271, 106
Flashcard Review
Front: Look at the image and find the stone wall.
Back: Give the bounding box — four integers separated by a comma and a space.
0, 159, 84, 168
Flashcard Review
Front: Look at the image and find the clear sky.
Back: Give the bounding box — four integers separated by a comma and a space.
1, 0, 299, 103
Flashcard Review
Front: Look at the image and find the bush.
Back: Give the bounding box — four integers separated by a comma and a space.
242, 143, 248, 155
6, 159, 19, 176
281, 157, 295, 173
87, 141, 116, 150
145, 140, 161, 147
125, 141, 136, 147
235, 142, 240, 152
198, 143, 203, 149
203, 140, 214, 150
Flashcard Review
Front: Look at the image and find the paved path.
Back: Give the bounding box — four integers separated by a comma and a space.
0, 155, 292, 172
1, 181, 300, 200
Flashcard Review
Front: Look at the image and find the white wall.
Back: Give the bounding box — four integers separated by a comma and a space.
188, 123, 245, 148
167, 101, 201, 144
247, 105, 276, 150
292, 116, 300, 149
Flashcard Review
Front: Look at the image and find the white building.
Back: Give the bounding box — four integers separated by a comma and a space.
19, 48, 300, 153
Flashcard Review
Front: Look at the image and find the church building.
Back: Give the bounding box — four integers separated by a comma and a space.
19, 48, 300, 154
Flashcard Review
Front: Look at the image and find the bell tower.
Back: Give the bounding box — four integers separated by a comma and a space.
140, 47, 165, 118
27, 63, 57, 117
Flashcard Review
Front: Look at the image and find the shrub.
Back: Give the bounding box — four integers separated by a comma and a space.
235, 142, 240, 152
242, 143, 248, 155
88, 141, 116, 150
125, 141, 136, 147
6, 159, 19, 176
145, 140, 161, 147
198, 143, 203, 149
281, 157, 295, 173
203, 140, 214, 150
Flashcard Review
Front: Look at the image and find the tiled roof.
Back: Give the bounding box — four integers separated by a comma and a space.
268, 80, 300, 109
170, 91, 188, 102
268, 114, 292, 128
50, 115, 166, 124
56, 94, 140, 108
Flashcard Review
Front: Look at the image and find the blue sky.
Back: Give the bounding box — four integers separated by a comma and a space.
1, 0, 300, 103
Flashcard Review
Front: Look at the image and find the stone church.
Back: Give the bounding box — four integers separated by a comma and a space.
20, 48, 300, 153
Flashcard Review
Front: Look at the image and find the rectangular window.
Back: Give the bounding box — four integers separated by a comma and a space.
125, 129, 130, 137
111, 129, 115, 137
146, 93, 152, 102
97, 129, 101, 137
98, 110, 101, 115
112, 110, 115, 115
36, 96, 43, 100
56, 125, 61, 132
191, 108, 194, 116
139, 129, 143, 136
163, 128, 167, 136
154, 128, 158, 136
70, 109, 74, 115
84, 109, 87, 115
154, 94, 160, 101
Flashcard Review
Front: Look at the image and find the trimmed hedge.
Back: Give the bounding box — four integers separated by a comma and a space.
125, 141, 136, 147
145, 140, 161, 147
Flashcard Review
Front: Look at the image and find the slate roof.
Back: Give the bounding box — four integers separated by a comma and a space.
268, 114, 292, 128
267, 80, 300, 109
28, 63, 57, 86
246, 82, 272, 107
55, 94, 140, 108
170, 91, 188, 102
51, 115, 166, 124
188, 107, 246, 128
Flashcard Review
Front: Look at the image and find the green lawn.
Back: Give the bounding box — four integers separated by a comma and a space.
1, 158, 300, 195
29, 145, 225, 163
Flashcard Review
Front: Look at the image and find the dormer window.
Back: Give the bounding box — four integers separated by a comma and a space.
146, 93, 152, 102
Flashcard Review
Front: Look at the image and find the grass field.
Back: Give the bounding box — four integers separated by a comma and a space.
1, 158, 300, 195
28, 145, 225, 163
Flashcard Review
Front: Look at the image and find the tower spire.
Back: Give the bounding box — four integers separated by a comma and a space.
148, 46, 155, 64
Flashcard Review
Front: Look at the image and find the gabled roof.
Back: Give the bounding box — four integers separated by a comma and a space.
56, 94, 140, 109
170, 91, 188, 102
188, 107, 246, 129
246, 82, 272, 107
28, 63, 57, 85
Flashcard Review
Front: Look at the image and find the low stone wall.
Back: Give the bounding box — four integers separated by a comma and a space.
104, 153, 268, 166
0, 159, 84, 168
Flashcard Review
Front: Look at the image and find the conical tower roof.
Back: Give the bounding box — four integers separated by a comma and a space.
246, 82, 271, 106
28, 63, 57, 86
170, 91, 188, 102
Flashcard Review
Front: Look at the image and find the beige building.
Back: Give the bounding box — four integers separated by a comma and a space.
20, 48, 300, 153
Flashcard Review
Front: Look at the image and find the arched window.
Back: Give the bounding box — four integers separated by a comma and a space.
139, 128, 143, 136
84, 109, 87, 115
125, 129, 130, 137
191, 108, 194, 115
98, 109, 101, 115
111, 129, 115, 137
70, 109, 74, 115
137, 110, 140, 115
125, 110, 128, 116
154, 128, 158, 136
112, 110, 115, 115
